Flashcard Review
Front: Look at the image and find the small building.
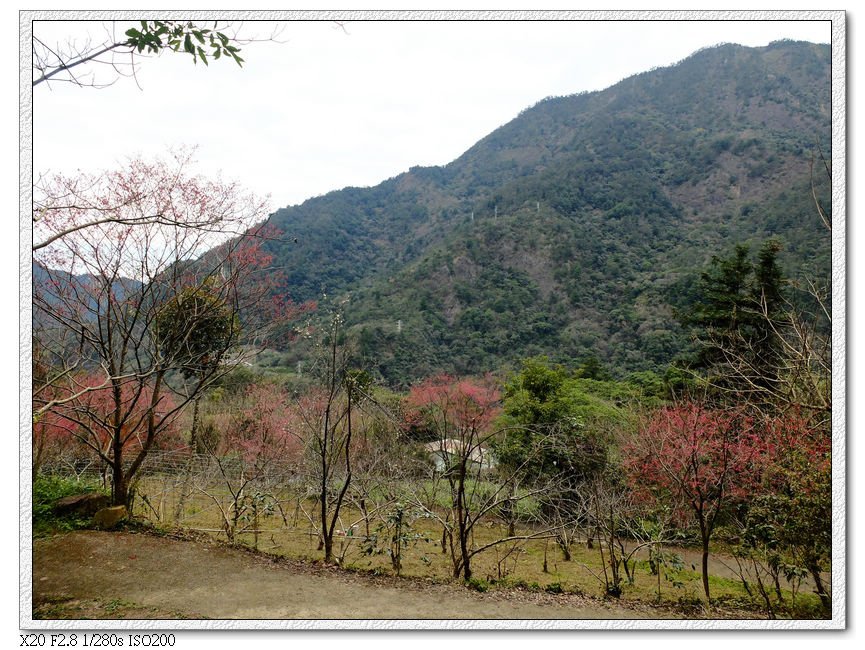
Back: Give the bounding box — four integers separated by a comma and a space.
423, 438, 496, 473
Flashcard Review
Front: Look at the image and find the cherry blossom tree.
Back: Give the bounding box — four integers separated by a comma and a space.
733, 410, 832, 613
623, 402, 764, 601
33, 148, 263, 253
32, 151, 304, 506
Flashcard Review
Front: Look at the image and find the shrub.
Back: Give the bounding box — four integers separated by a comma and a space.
466, 577, 490, 592
33, 475, 106, 537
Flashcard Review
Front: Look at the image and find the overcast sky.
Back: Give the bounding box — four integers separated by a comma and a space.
32, 16, 831, 213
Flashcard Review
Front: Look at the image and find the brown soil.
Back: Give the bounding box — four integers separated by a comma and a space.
32, 530, 672, 621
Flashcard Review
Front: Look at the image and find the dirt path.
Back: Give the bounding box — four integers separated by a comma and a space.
32, 530, 666, 621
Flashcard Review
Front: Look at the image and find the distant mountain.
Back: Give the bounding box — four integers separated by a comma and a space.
261, 41, 830, 386
32, 262, 144, 315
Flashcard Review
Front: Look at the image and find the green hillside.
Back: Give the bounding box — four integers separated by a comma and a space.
260, 41, 831, 386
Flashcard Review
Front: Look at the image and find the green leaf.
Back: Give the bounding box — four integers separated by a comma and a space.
125, 28, 141, 39
184, 34, 195, 55
197, 46, 208, 65
193, 30, 205, 44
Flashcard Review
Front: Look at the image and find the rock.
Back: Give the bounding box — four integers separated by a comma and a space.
53, 492, 110, 518
93, 506, 127, 530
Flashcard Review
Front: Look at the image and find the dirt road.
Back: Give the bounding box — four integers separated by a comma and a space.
32, 530, 664, 621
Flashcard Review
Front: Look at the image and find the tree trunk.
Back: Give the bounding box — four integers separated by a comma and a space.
320, 440, 330, 561
808, 562, 831, 613
558, 536, 572, 562
112, 462, 128, 507
360, 498, 370, 538
172, 457, 194, 524
502, 491, 516, 537
701, 535, 711, 602
111, 379, 126, 506
543, 539, 549, 574
697, 506, 712, 602
189, 394, 201, 453
253, 501, 259, 551
456, 462, 472, 581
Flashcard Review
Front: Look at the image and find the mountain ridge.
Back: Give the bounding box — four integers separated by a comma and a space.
253, 40, 832, 385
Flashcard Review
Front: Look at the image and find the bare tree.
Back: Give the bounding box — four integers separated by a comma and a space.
193, 383, 299, 547
404, 376, 560, 581
534, 480, 590, 563
292, 311, 373, 564
345, 401, 417, 540
584, 474, 669, 598
705, 284, 831, 423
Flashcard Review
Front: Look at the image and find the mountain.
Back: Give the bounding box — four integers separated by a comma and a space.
32, 262, 145, 316
260, 41, 831, 387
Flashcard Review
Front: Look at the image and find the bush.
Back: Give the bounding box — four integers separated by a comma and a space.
788, 594, 830, 620
466, 577, 490, 592
33, 475, 107, 537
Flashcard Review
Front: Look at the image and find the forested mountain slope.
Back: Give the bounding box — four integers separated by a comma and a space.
261, 40, 831, 386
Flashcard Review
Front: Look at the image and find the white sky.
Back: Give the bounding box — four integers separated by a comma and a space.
32, 16, 831, 211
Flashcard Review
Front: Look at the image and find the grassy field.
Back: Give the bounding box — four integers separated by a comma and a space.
117, 472, 826, 618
